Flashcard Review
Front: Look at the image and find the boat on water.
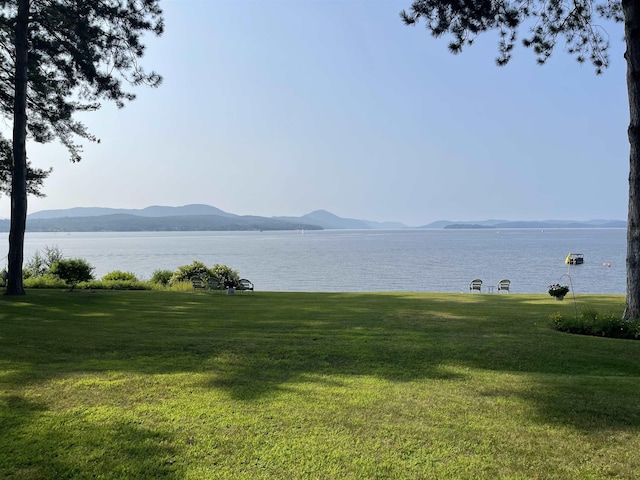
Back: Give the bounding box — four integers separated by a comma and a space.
567, 253, 584, 265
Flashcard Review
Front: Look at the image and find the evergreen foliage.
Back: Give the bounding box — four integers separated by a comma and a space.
400, 0, 622, 73
0, 0, 164, 159
0, 134, 50, 197
0, 0, 164, 295
23, 245, 63, 278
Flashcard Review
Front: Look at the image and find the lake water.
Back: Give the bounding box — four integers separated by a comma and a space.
5, 228, 627, 294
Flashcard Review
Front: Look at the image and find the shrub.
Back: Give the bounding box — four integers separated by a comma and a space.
164, 262, 241, 288
150, 269, 173, 286
24, 245, 64, 278
78, 280, 151, 290
23, 273, 67, 289
551, 310, 640, 340
51, 258, 95, 290
102, 270, 138, 282
168, 260, 212, 285
210, 263, 240, 288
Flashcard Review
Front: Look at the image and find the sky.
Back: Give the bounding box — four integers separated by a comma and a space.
1, 0, 630, 227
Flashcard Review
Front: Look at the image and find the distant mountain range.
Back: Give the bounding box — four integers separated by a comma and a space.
0, 204, 626, 232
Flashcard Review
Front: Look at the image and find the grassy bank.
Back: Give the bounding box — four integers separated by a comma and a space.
0, 290, 638, 479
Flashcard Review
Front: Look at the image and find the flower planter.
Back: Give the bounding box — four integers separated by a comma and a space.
548, 284, 569, 299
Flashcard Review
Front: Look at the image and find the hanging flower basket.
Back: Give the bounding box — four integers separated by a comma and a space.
548, 284, 569, 299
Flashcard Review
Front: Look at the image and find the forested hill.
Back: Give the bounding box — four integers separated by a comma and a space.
440, 220, 627, 229
0, 204, 625, 232
0, 214, 323, 233
0, 204, 406, 232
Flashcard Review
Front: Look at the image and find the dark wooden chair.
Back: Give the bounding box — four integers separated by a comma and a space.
207, 277, 224, 292
191, 276, 206, 291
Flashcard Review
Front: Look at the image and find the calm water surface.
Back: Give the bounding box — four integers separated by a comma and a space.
7, 229, 627, 294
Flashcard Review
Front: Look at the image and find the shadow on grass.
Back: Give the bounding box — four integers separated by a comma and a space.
0, 394, 182, 478
0, 290, 638, 435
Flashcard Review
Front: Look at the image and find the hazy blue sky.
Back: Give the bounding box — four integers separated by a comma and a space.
5, 0, 630, 226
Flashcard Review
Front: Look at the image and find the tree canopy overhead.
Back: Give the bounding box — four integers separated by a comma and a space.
1, 0, 164, 294
0, 0, 163, 162
401, 0, 623, 73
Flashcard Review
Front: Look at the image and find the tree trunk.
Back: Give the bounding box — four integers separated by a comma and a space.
6, 0, 29, 296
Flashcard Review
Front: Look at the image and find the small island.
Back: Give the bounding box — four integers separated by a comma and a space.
444, 224, 496, 229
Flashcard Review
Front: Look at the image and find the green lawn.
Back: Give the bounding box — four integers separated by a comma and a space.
0, 290, 638, 479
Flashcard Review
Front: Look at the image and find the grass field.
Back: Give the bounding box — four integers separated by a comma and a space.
0, 290, 638, 479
